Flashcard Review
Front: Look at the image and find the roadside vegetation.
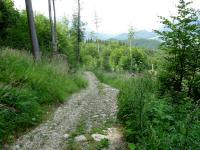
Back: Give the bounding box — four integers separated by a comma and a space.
0, 49, 87, 146
93, 0, 200, 149
95, 71, 200, 149
0, 0, 86, 146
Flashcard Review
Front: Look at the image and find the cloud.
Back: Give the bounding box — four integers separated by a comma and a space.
14, 0, 200, 34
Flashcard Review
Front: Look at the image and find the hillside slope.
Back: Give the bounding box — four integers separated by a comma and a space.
0, 49, 87, 146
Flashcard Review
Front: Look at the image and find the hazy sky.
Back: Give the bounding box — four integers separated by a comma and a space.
14, 0, 200, 34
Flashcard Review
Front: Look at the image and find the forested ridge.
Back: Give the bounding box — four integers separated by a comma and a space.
0, 0, 200, 149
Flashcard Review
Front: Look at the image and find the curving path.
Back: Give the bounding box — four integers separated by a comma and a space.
11, 72, 126, 150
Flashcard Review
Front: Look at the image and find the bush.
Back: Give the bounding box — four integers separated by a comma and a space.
95, 71, 200, 149
100, 48, 112, 71
155, 0, 200, 102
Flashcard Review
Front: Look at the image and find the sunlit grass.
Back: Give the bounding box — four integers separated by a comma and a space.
0, 49, 87, 145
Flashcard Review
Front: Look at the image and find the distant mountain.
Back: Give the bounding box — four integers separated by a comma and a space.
85, 30, 161, 49
85, 32, 114, 41
112, 33, 128, 41
85, 30, 159, 41
108, 38, 161, 50
95, 33, 114, 40
112, 30, 158, 41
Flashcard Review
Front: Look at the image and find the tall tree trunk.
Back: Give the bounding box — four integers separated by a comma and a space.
52, 0, 58, 53
130, 39, 132, 72
25, 0, 40, 60
48, 0, 55, 52
94, 11, 100, 53
77, 0, 81, 64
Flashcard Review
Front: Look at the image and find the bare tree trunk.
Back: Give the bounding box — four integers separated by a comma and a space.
52, 0, 58, 54
130, 39, 133, 72
25, 0, 40, 60
77, 0, 81, 64
97, 41, 100, 53
94, 11, 100, 53
48, 0, 55, 52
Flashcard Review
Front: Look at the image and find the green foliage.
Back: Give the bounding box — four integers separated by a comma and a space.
0, 49, 87, 144
155, 0, 200, 101
96, 139, 109, 150
132, 39, 161, 50
57, 19, 70, 54
35, 13, 52, 52
109, 47, 148, 72
100, 48, 112, 71
0, 0, 19, 39
95, 71, 200, 149
130, 48, 148, 72
69, 14, 85, 67
1, 1, 199, 149
82, 41, 150, 72
94, 70, 127, 89
0, 2, 76, 66
109, 47, 125, 71
0, 87, 43, 141
81, 43, 99, 70
70, 15, 85, 44
128, 143, 135, 150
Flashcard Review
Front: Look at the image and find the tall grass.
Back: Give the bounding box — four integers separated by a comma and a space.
94, 70, 200, 149
0, 49, 87, 145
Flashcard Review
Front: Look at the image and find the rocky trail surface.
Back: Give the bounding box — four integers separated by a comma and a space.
11, 72, 127, 150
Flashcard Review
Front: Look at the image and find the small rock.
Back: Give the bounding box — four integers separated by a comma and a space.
107, 128, 113, 133
92, 115, 99, 118
75, 135, 87, 142
101, 114, 106, 117
63, 134, 69, 140
15, 145, 20, 150
91, 134, 108, 142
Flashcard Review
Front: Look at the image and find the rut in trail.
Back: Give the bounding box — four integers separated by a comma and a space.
11, 72, 126, 150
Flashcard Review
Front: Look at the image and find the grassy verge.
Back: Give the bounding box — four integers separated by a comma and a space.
0, 49, 87, 146
94, 70, 200, 149
65, 117, 111, 150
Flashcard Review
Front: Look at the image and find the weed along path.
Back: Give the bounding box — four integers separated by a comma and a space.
11, 72, 127, 150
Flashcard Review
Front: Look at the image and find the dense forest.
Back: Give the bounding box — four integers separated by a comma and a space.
0, 0, 200, 149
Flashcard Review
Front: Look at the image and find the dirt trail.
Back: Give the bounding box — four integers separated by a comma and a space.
11, 72, 126, 150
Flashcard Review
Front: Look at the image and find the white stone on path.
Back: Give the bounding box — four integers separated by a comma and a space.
63, 134, 69, 140
75, 135, 87, 142
91, 134, 108, 142
101, 114, 106, 117
14, 145, 20, 150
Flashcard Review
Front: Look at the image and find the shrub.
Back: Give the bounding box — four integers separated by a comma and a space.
95, 71, 200, 149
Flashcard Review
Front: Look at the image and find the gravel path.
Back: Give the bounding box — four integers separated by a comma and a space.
11, 72, 126, 150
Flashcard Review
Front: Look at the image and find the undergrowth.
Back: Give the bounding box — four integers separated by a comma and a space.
94, 70, 200, 149
0, 49, 87, 146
